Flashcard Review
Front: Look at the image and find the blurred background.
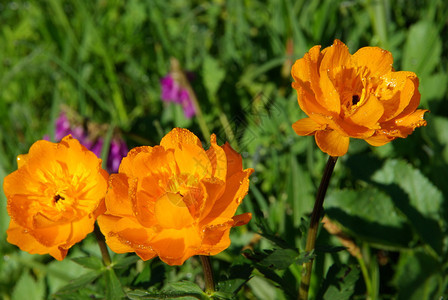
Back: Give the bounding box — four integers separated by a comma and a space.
0, 0, 447, 299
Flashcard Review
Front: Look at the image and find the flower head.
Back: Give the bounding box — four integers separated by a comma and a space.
291, 39, 428, 156
98, 128, 253, 265
3, 136, 109, 260
160, 61, 197, 119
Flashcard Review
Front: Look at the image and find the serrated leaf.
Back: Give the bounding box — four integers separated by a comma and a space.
371, 159, 444, 254
127, 281, 206, 300
325, 187, 414, 249
317, 264, 359, 300
71, 256, 104, 270
202, 55, 226, 98
105, 269, 125, 300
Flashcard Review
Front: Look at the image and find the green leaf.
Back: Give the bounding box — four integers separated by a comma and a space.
258, 248, 311, 270
217, 260, 253, 295
255, 217, 294, 249
426, 116, 448, 163
402, 21, 442, 76
71, 256, 104, 270
316, 264, 359, 300
393, 249, 443, 300
55, 270, 101, 296
105, 269, 125, 300
127, 281, 206, 300
112, 254, 140, 269
202, 55, 226, 98
12, 271, 45, 300
246, 276, 278, 300
371, 159, 444, 254
419, 72, 448, 108
325, 187, 414, 249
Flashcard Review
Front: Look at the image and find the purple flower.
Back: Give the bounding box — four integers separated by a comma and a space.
89, 138, 104, 158
55, 113, 72, 141
107, 139, 128, 173
160, 73, 196, 118
161, 75, 182, 104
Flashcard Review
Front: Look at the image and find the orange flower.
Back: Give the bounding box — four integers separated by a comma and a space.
97, 128, 253, 265
3, 136, 109, 260
291, 39, 428, 156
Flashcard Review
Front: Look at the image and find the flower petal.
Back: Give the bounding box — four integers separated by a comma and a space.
206, 134, 227, 181
348, 94, 384, 128
154, 193, 195, 230
97, 214, 156, 256
352, 47, 393, 77
199, 178, 226, 220
378, 72, 419, 121
7, 220, 67, 260
160, 127, 202, 150
149, 227, 202, 265
200, 168, 253, 225
221, 142, 243, 178
174, 144, 212, 179
292, 46, 330, 116
197, 221, 234, 256
232, 212, 252, 227
318, 40, 353, 113
364, 133, 394, 146
394, 109, 428, 128
292, 117, 326, 136
104, 174, 134, 217
315, 130, 350, 157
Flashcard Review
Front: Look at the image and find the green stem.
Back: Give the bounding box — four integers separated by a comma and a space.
94, 222, 111, 266
299, 156, 338, 300
357, 255, 373, 299
186, 84, 211, 139
199, 255, 215, 295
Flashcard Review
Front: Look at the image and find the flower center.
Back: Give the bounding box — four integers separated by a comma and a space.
352, 95, 360, 106
166, 173, 199, 196
164, 173, 202, 218
53, 194, 65, 203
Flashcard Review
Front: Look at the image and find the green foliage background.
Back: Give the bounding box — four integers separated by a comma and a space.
0, 0, 447, 299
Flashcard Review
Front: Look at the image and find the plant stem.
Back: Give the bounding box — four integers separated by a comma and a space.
199, 255, 215, 295
357, 255, 374, 300
299, 156, 338, 300
94, 222, 111, 266
171, 57, 211, 140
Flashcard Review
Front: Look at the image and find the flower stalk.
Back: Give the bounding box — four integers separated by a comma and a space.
299, 156, 338, 300
200, 255, 215, 295
94, 223, 111, 266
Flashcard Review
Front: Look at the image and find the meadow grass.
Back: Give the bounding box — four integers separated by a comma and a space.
1, 0, 447, 299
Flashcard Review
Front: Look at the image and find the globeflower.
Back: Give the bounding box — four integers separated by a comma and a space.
98, 128, 253, 265
291, 39, 428, 156
4, 136, 109, 260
